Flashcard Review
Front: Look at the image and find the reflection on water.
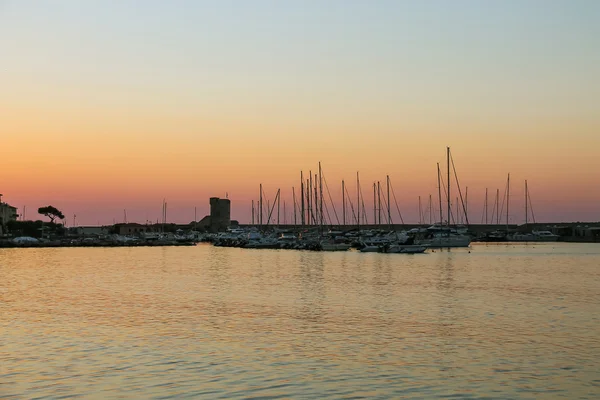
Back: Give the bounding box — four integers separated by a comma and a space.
1, 243, 600, 399
298, 252, 326, 323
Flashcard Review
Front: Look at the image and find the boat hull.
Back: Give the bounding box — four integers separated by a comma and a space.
508, 236, 559, 242
321, 243, 351, 251
418, 236, 471, 248
384, 245, 427, 254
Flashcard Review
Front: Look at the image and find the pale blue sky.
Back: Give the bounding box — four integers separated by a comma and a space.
2, 0, 598, 114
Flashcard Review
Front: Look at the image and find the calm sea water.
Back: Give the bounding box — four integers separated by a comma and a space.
1, 243, 599, 399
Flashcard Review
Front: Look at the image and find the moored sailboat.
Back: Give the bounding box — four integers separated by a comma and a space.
417, 147, 471, 248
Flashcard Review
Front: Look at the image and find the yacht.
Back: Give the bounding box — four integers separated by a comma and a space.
418, 234, 472, 248
416, 225, 472, 248
508, 230, 559, 242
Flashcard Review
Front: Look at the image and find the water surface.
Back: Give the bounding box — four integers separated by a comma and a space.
1, 243, 599, 398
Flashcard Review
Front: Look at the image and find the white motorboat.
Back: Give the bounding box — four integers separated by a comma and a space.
508, 230, 559, 242
418, 234, 471, 248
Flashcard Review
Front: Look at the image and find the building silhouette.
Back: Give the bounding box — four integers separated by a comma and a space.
0, 197, 18, 235
209, 197, 230, 232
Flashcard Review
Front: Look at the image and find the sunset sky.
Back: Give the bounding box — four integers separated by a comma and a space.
1, 0, 599, 225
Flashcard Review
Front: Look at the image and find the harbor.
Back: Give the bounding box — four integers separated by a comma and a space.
3, 149, 599, 250
3, 221, 599, 250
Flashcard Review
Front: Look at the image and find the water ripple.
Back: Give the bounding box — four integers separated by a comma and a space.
1, 243, 599, 398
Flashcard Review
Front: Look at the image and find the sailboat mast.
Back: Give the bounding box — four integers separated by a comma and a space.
496, 188, 500, 225
300, 172, 305, 227
277, 189, 280, 227
437, 163, 443, 224
292, 187, 297, 227
506, 173, 510, 231
259, 184, 263, 228
308, 171, 314, 225
465, 186, 468, 224
314, 173, 318, 227
357, 171, 360, 231
251, 200, 254, 225
306, 179, 310, 226
447, 146, 451, 232
456, 197, 459, 226
429, 194, 433, 225
342, 180, 346, 226
387, 175, 391, 231
318, 162, 323, 231
418, 196, 422, 226
373, 182, 377, 226
377, 181, 381, 226
485, 188, 488, 224
525, 179, 528, 228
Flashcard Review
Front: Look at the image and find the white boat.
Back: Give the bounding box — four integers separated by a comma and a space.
418, 234, 471, 248
507, 181, 559, 242
12, 236, 39, 244
420, 147, 471, 249
508, 230, 559, 242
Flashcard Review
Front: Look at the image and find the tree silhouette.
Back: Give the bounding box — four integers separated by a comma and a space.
38, 206, 65, 223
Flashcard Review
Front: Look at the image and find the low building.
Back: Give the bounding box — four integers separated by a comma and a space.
113, 223, 161, 236
0, 201, 18, 236
573, 225, 600, 241
73, 226, 109, 237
